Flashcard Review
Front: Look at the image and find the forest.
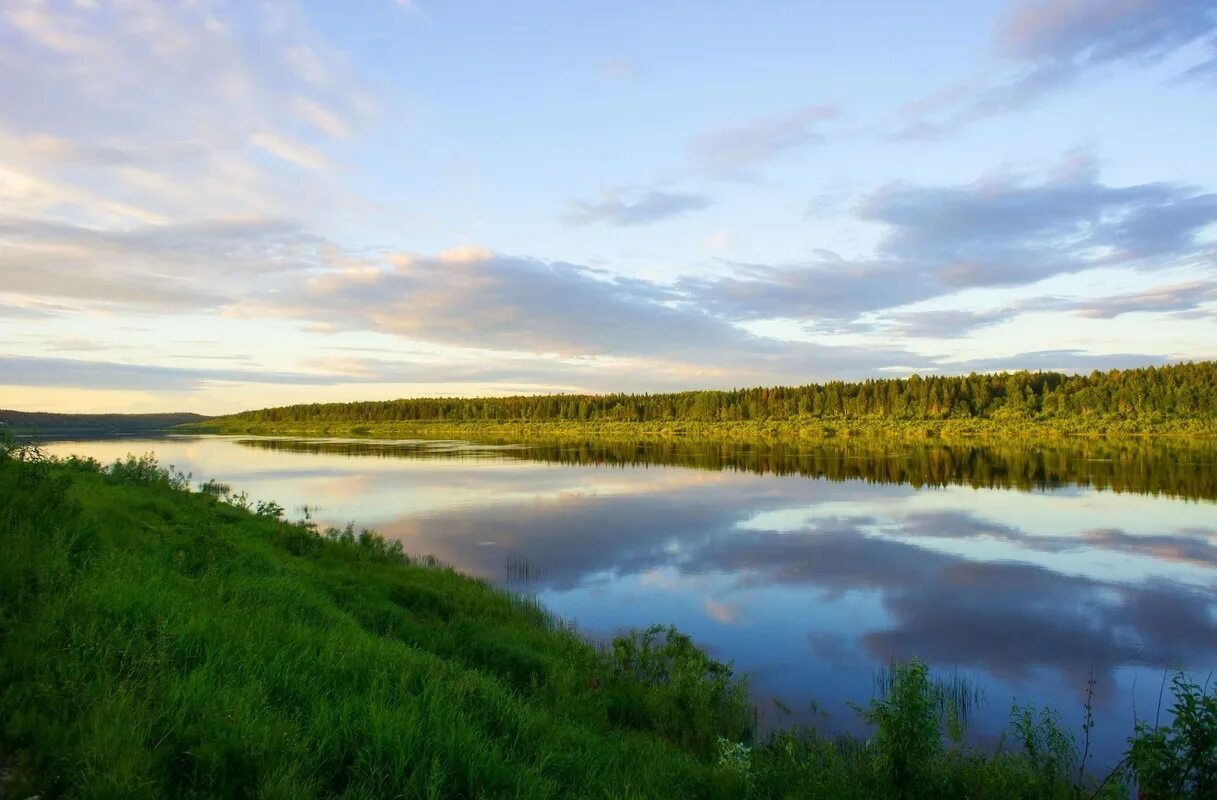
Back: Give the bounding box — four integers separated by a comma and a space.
0, 410, 209, 436
207, 362, 1216, 428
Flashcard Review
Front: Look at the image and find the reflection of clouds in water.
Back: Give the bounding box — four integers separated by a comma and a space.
375, 483, 747, 587
639, 568, 706, 591
703, 597, 740, 625
736, 500, 1217, 586
894, 510, 1217, 571
1080, 528, 1217, 568
692, 526, 1217, 693
381, 482, 1217, 695
864, 562, 1211, 693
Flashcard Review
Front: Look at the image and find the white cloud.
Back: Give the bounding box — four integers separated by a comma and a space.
250, 131, 331, 172
294, 97, 351, 139
693, 105, 837, 173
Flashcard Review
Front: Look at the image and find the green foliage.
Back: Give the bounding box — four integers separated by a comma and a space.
254, 499, 285, 519
864, 660, 944, 799
607, 624, 752, 756
198, 478, 231, 498
1127, 673, 1217, 799
1010, 703, 1077, 796
105, 452, 192, 490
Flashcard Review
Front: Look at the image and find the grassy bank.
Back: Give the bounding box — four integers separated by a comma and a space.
2, 442, 1212, 798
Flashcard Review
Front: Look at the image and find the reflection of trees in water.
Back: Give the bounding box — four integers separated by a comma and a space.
232, 433, 1217, 739
234, 436, 1217, 501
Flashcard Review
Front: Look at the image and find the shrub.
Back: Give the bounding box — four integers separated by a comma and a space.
607, 624, 751, 756
1127, 673, 1217, 799
104, 453, 190, 489
1010, 702, 1076, 797
864, 659, 943, 800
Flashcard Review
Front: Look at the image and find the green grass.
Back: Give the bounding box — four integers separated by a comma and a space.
2, 442, 1212, 798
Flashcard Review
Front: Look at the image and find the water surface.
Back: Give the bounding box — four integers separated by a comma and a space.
43, 434, 1217, 766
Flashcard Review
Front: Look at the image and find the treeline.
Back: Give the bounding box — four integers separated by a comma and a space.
216, 362, 1217, 426
1, 410, 210, 436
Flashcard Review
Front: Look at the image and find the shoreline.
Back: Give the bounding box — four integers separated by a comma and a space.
177, 417, 1217, 442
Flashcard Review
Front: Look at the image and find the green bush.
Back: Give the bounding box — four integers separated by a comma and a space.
865, 660, 943, 799
607, 624, 752, 756
1127, 673, 1217, 799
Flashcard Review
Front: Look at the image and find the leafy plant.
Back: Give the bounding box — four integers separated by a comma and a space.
1010, 702, 1076, 796
864, 659, 943, 800
608, 624, 752, 755
1127, 673, 1217, 799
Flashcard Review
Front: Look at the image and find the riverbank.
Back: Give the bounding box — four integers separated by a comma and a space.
2, 442, 1209, 798
178, 414, 1217, 442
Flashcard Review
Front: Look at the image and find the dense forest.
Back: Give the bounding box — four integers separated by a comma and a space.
212, 362, 1216, 426
0, 410, 209, 436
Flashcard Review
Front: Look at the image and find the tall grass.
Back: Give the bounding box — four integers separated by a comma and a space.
1, 440, 1211, 798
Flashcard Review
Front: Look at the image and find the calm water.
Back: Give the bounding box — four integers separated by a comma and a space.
43, 434, 1217, 766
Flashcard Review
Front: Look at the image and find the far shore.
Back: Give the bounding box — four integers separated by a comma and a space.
176, 416, 1217, 442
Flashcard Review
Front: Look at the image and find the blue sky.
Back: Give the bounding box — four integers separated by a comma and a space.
2, 0, 1216, 413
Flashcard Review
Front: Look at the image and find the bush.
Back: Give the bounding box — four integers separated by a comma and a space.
1127, 673, 1217, 799
1010, 702, 1076, 797
607, 624, 751, 756
105, 453, 191, 490
864, 660, 943, 800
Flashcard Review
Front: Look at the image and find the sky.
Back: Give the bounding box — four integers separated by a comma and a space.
1, 0, 1216, 414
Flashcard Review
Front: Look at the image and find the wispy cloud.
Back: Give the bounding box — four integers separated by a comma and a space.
0, 215, 320, 310
693, 105, 837, 174
892, 0, 1217, 140
0, 355, 342, 391
996, 0, 1216, 65
562, 189, 713, 226
891, 63, 1078, 141
1063, 281, 1217, 319
0, 0, 367, 227
276, 247, 954, 384
250, 131, 331, 172
682, 158, 1217, 324
939, 349, 1174, 374
875, 279, 1217, 339
878, 309, 1013, 339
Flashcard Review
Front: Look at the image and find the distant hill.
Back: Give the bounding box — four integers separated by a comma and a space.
0, 411, 211, 437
